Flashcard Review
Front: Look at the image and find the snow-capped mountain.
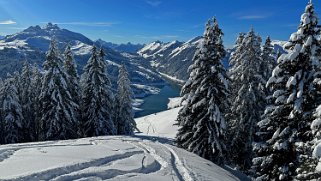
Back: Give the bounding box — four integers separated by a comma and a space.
96, 39, 144, 53
138, 37, 201, 81
0, 23, 163, 97
138, 37, 287, 81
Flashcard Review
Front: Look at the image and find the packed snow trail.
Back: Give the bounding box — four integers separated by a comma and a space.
0, 136, 241, 181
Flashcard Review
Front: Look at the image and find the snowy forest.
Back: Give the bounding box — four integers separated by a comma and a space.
1, 1, 321, 181
0, 40, 137, 144
177, 2, 321, 180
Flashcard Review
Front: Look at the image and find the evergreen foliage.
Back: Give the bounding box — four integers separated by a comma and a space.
176, 18, 229, 165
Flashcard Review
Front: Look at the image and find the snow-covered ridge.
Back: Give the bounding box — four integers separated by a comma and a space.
137, 37, 202, 80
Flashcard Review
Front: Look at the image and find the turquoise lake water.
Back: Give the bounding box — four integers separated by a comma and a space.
134, 83, 181, 118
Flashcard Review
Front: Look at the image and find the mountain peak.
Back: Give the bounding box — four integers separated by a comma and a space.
43, 22, 60, 30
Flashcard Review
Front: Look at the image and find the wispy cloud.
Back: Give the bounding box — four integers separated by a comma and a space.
146, 0, 162, 7
238, 15, 268, 20
0, 20, 16, 25
43, 22, 120, 27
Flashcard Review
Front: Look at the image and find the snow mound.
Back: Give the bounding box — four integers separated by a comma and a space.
0, 136, 240, 181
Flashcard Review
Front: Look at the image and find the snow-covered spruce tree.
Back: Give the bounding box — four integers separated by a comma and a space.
115, 64, 136, 135
38, 39, 78, 141
19, 62, 35, 142
229, 32, 245, 68
31, 64, 42, 141
81, 46, 115, 137
261, 36, 276, 83
252, 2, 321, 180
228, 28, 265, 171
176, 18, 229, 165
1, 75, 23, 144
227, 33, 245, 103
63, 44, 80, 135
310, 106, 321, 179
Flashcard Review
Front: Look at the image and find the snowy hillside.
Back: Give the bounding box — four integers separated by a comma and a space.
138, 38, 200, 80
0, 104, 247, 180
0, 136, 241, 181
136, 107, 181, 139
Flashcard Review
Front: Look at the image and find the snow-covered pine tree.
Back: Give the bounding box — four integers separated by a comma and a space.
176, 18, 229, 165
63, 44, 80, 136
310, 105, 321, 179
81, 46, 115, 137
115, 64, 136, 135
228, 28, 265, 171
19, 62, 34, 142
261, 36, 276, 83
227, 33, 245, 107
253, 2, 321, 180
31, 64, 42, 141
1, 75, 23, 144
38, 39, 78, 141
229, 33, 245, 69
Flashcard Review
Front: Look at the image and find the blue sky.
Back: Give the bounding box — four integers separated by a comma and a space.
0, 0, 319, 47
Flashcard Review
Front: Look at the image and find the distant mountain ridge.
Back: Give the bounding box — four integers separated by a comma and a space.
137, 37, 287, 81
137, 37, 201, 80
0, 22, 287, 86
0, 23, 163, 99
96, 39, 144, 53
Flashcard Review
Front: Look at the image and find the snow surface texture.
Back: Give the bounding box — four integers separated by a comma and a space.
167, 97, 183, 109
0, 107, 244, 180
136, 107, 181, 139
0, 135, 240, 181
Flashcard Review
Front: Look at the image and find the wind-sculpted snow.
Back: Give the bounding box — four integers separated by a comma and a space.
0, 136, 241, 181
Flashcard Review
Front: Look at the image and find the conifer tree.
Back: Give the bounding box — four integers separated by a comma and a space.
63, 44, 80, 135
31, 64, 42, 140
228, 28, 265, 170
261, 36, 276, 82
19, 62, 34, 142
64, 44, 80, 103
81, 46, 115, 136
115, 64, 136, 135
176, 18, 229, 165
253, 2, 321, 180
1, 75, 23, 144
39, 39, 78, 140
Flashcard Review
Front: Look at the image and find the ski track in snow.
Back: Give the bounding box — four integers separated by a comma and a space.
0, 136, 241, 180
127, 138, 194, 181
0, 136, 211, 181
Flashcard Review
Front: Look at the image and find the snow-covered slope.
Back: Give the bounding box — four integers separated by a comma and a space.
138, 38, 200, 80
0, 136, 240, 180
136, 107, 181, 139
135, 107, 249, 180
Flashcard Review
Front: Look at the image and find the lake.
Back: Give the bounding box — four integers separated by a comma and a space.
134, 83, 181, 118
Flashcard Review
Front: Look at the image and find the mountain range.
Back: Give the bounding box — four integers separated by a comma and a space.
0, 23, 165, 99
0, 23, 287, 92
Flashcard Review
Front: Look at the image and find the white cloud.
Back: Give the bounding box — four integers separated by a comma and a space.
237, 15, 269, 20
0, 20, 16, 25
50, 22, 120, 27
146, 0, 162, 7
